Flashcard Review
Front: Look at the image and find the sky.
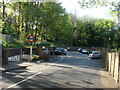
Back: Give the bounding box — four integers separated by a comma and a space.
58, 0, 114, 20
1, 0, 118, 20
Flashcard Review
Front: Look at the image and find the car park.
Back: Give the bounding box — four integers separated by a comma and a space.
89, 51, 101, 59
82, 49, 88, 54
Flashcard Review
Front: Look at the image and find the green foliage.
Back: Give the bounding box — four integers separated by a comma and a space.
2, 2, 73, 47
108, 48, 120, 53
70, 15, 117, 47
2, 40, 25, 48
1, 1, 119, 49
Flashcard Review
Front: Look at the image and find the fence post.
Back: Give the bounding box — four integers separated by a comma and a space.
111, 53, 119, 84
105, 52, 108, 71
118, 53, 120, 86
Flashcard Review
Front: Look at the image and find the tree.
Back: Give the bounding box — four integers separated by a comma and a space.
77, 0, 119, 49
2, 1, 73, 47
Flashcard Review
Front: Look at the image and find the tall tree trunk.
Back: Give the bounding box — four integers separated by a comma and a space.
2, 0, 5, 33
18, 2, 22, 41
2, 0, 5, 21
34, 17, 38, 45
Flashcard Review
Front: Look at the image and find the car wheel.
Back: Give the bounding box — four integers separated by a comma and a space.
89, 56, 92, 59
63, 53, 66, 55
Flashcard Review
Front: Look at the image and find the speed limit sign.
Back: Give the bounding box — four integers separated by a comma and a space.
27, 35, 36, 42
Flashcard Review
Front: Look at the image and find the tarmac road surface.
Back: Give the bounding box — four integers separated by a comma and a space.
1, 51, 119, 89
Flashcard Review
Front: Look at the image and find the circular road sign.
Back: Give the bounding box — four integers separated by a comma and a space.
27, 35, 36, 42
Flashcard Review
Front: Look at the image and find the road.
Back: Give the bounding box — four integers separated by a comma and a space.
1, 51, 119, 89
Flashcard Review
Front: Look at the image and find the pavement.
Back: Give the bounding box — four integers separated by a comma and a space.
0, 61, 34, 72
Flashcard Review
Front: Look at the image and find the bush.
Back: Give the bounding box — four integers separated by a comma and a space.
108, 48, 120, 53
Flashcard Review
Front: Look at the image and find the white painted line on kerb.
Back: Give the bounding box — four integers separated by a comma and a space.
6, 56, 64, 89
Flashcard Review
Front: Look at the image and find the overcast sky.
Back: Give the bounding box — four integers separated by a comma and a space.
58, 0, 116, 20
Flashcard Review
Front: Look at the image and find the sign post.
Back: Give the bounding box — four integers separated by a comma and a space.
27, 35, 36, 61
30, 45, 32, 60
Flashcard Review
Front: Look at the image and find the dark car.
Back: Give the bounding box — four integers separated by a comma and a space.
78, 48, 82, 53
51, 48, 67, 55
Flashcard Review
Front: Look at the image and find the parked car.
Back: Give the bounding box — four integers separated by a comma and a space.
78, 48, 82, 53
82, 49, 88, 54
64, 49, 67, 52
51, 48, 67, 55
89, 51, 101, 59
61, 48, 67, 55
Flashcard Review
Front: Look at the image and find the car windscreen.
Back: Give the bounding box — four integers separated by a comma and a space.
82, 49, 87, 51
93, 52, 99, 54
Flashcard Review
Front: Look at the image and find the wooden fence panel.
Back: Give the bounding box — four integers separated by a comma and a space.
111, 53, 115, 76
118, 54, 120, 86
113, 53, 119, 83
107, 53, 120, 84
108, 53, 111, 73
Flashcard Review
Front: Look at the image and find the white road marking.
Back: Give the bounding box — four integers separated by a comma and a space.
6, 55, 64, 89
6, 71, 42, 89
61, 57, 64, 60
67, 52, 71, 58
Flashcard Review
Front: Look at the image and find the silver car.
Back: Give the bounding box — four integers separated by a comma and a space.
89, 51, 101, 59
82, 49, 88, 54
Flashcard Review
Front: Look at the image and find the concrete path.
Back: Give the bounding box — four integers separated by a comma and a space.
0, 61, 34, 72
